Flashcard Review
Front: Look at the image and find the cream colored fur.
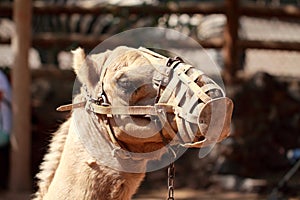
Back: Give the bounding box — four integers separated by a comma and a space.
34, 118, 145, 200
33, 47, 166, 200
33, 46, 231, 200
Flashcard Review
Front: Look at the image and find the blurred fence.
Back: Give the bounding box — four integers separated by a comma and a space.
1, 0, 300, 83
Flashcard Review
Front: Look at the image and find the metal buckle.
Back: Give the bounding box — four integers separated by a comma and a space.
166, 57, 183, 68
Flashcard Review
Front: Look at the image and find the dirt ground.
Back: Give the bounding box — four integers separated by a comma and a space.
0, 190, 260, 200
1, 189, 299, 200
134, 189, 265, 200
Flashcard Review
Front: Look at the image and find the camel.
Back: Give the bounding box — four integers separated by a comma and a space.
33, 46, 233, 200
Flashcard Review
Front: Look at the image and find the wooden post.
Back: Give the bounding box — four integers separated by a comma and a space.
9, 0, 32, 192
223, 0, 239, 84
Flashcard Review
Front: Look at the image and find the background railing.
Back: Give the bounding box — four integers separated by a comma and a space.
1, 0, 300, 84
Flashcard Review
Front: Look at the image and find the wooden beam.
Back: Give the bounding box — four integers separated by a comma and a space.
2, 1, 300, 18
0, 2, 225, 16
239, 39, 300, 51
33, 2, 225, 15
9, 0, 32, 192
0, 33, 288, 51
240, 4, 300, 19
30, 33, 224, 49
31, 33, 109, 49
223, 0, 239, 84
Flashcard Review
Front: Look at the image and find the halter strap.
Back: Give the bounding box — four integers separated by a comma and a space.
57, 102, 174, 116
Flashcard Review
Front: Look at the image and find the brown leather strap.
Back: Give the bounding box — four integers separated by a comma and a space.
89, 103, 174, 116
56, 101, 86, 111
57, 101, 175, 116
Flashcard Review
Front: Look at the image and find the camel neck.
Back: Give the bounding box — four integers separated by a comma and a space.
42, 122, 146, 200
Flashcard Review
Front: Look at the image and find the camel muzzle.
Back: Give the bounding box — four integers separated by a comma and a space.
155, 54, 233, 148
57, 47, 233, 150
181, 97, 233, 148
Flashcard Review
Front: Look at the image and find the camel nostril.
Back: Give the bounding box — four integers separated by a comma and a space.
199, 119, 204, 123
195, 135, 206, 142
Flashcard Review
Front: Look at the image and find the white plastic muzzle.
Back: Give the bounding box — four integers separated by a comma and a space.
159, 58, 234, 148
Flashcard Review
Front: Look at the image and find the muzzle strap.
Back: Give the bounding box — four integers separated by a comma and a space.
176, 64, 211, 103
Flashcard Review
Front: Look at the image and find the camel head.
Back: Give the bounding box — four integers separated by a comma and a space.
69, 46, 233, 160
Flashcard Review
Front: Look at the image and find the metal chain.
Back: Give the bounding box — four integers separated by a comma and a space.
167, 162, 175, 200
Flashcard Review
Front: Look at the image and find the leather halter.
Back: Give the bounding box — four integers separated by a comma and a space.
57, 47, 232, 153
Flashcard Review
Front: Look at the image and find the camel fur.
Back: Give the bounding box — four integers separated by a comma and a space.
33, 47, 171, 200
33, 46, 232, 200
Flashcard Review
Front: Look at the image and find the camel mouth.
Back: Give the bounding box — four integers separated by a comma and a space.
180, 97, 233, 148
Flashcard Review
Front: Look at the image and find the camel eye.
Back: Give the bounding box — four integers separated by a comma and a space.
118, 78, 130, 87
117, 75, 136, 93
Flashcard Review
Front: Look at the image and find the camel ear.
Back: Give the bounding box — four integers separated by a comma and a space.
71, 48, 99, 90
